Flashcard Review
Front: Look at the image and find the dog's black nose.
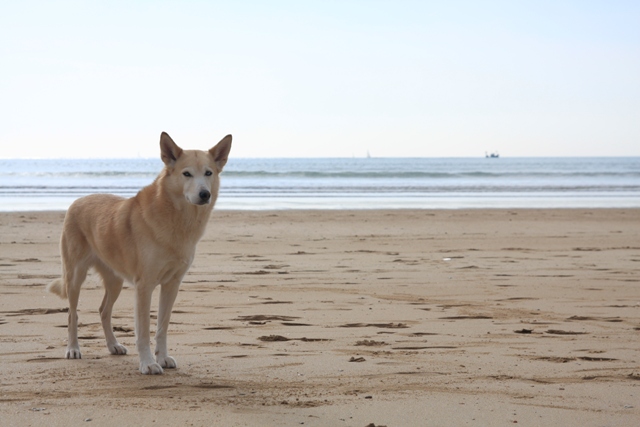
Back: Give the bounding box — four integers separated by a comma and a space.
199, 190, 211, 202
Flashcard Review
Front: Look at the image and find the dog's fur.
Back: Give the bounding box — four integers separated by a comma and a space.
47, 132, 232, 374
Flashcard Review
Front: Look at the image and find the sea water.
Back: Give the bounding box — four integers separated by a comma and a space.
0, 157, 639, 211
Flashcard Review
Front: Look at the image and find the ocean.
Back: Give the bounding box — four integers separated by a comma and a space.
0, 157, 639, 211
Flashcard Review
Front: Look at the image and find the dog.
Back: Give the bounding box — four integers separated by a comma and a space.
47, 132, 232, 374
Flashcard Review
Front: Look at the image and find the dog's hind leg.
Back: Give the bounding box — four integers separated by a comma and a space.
95, 261, 128, 356
57, 219, 92, 360
154, 280, 181, 369
65, 261, 89, 359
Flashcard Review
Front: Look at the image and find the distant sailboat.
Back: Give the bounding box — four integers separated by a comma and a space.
366, 150, 371, 158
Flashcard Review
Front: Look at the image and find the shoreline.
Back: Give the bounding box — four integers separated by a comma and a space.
0, 202, 640, 215
1, 208, 639, 426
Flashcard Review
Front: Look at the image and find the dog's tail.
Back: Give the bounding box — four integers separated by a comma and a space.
47, 278, 67, 299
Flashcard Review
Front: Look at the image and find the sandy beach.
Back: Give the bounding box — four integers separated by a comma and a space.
1, 208, 639, 426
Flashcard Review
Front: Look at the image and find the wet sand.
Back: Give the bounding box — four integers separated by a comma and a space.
1, 209, 639, 426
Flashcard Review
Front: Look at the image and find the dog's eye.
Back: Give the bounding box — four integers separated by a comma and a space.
182, 171, 192, 177
205, 171, 213, 177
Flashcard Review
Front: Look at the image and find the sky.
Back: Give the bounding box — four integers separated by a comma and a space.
1, 1, 639, 158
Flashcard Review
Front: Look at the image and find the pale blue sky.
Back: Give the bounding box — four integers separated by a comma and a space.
1, 1, 639, 158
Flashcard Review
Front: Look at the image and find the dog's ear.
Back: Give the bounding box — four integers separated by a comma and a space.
160, 132, 183, 167
210, 134, 232, 171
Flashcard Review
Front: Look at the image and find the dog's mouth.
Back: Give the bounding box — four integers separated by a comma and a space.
187, 197, 210, 206
185, 194, 212, 206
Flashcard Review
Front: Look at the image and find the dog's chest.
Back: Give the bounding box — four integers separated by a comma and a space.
138, 244, 195, 286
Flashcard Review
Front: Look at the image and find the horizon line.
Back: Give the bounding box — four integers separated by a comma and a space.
2, 155, 640, 161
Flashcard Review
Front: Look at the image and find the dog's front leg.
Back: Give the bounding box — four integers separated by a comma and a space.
155, 281, 181, 369
135, 283, 164, 374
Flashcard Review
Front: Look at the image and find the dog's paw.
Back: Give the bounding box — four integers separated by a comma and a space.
108, 342, 128, 355
156, 355, 177, 369
140, 361, 164, 375
65, 346, 82, 359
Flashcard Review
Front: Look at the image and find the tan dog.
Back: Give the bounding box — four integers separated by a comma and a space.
47, 132, 232, 374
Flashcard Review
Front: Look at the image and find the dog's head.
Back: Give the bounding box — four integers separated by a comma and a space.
159, 132, 232, 206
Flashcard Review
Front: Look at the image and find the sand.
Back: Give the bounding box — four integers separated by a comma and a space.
0, 209, 639, 426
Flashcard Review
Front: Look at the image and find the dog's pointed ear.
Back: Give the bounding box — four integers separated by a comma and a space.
160, 132, 183, 167
210, 134, 232, 171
